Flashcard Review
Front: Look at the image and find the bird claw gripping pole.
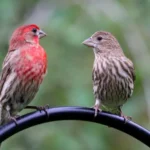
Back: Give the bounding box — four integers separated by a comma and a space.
9, 116, 18, 126
25, 105, 50, 119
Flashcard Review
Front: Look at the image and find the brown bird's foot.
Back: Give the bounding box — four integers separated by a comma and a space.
25, 105, 49, 119
121, 113, 132, 124
93, 99, 102, 117
93, 106, 102, 117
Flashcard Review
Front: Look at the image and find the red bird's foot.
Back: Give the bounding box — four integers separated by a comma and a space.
9, 116, 18, 126
121, 113, 132, 123
15, 115, 20, 118
25, 105, 49, 119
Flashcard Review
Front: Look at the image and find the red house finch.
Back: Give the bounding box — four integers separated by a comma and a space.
82, 31, 135, 118
0, 24, 47, 125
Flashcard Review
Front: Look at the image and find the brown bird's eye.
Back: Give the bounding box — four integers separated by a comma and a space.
32, 28, 37, 33
97, 36, 102, 41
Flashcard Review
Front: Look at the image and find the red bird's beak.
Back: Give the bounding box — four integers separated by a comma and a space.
38, 30, 47, 39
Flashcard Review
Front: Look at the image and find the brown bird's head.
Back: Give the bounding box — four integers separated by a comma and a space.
82, 31, 124, 56
9, 24, 46, 50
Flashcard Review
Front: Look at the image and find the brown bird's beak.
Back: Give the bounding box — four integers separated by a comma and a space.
38, 30, 47, 39
82, 38, 95, 48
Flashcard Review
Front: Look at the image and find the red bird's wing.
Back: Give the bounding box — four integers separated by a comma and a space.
0, 50, 18, 101
0, 65, 11, 96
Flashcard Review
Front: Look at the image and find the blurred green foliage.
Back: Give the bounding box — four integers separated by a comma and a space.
0, 0, 150, 149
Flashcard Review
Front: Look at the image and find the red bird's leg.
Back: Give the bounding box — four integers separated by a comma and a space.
0, 104, 3, 124
25, 105, 49, 118
6, 105, 18, 126
93, 99, 102, 117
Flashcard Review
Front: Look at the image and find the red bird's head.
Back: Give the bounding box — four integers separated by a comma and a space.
9, 24, 46, 50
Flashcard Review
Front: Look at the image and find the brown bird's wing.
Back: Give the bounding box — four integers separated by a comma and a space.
126, 58, 136, 82
131, 67, 136, 82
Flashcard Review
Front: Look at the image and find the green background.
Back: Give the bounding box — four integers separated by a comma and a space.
0, 0, 150, 149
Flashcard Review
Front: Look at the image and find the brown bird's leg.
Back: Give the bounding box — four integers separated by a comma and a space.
25, 105, 49, 119
93, 99, 102, 117
121, 113, 132, 124
119, 106, 132, 123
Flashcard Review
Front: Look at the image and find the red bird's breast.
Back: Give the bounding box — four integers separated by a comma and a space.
16, 44, 47, 84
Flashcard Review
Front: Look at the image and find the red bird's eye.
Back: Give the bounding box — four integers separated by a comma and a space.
32, 28, 37, 33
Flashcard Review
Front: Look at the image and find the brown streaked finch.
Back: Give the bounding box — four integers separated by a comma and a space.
82, 31, 135, 119
0, 24, 47, 127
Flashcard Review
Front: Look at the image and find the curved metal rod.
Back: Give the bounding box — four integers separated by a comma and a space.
0, 107, 149, 147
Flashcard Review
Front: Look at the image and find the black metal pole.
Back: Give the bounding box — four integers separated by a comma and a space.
0, 107, 149, 147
